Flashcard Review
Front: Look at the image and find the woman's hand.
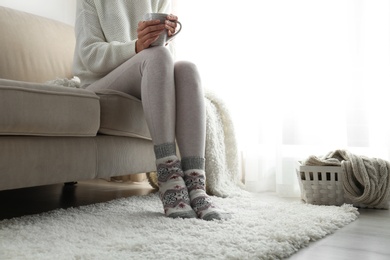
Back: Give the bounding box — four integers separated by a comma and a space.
136, 20, 165, 53
165, 14, 179, 37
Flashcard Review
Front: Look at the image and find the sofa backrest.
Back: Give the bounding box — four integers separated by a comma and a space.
0, 6, 75, 83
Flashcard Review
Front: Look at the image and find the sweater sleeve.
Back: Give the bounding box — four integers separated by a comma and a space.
74, 0, 136, 75
158, 0, 171, 13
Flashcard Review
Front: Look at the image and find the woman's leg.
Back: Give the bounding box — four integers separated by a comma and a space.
174, 61, 227, 220
87, 47, 196, 218
87, 47, 175, 146
174, 61, 206, 158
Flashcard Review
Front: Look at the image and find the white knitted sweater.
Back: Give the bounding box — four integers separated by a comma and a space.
73, 0, 171, 87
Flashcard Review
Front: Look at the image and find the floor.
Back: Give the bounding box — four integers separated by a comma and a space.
0, 179, 155, 220
254, 193, 390, 260
1, 180, 389, 260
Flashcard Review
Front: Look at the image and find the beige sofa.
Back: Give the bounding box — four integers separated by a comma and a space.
0, 6, 157, 191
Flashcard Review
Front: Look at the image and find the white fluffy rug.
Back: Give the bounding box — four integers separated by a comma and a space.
0, 193, 358, 260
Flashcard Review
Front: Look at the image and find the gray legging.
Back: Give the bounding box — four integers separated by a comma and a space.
86, 46, 206, 159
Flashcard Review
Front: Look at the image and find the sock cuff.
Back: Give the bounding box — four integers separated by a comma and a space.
154, 143, 176, 159
181, 156, 205, 171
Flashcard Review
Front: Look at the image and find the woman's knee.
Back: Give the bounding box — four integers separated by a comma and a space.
174, 61, 203, 96
174, 61, 201, 87
143, 46, 173, 68
174, 61, 199, 76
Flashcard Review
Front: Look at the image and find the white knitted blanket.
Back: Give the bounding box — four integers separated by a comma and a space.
203, 90, 244, 197
303, 149, 390, 209
47, 78, 244, 197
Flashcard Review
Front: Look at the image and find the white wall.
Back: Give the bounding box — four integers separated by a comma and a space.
0, 0, 77, 25
0, 0, 180, 26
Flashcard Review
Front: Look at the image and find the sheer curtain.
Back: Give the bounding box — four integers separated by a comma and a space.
174, 0, 390, 197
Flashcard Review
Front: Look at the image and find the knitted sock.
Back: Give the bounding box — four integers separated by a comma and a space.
182, 157, 229, 221
155, 143, 196, 219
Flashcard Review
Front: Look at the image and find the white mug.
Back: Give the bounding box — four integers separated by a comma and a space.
143, 13, 182, 47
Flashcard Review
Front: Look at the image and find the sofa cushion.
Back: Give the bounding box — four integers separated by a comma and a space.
95, 89, 151, 140
0, 79, 100, 136
0, 6, 75, 83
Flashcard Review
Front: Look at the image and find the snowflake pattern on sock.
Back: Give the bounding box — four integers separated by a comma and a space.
157, 159, 181, 183
161, 187, 190, 207
157, 157, 196, 218
191, 196, 215, 213
184, 170, 228, 220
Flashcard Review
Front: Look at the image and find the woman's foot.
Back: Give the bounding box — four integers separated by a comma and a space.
156, 156, 197, 218
183, 169, 230, 220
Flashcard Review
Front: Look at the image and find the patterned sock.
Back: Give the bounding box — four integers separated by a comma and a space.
182, 157, 230, 221
155, 143, 196, 219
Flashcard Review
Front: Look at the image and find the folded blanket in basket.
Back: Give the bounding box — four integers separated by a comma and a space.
303, 150, 390, 209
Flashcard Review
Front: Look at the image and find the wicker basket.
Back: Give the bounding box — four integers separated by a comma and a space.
296, 161, 351, 206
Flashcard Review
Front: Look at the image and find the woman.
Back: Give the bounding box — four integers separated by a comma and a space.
73, 0, 226, 220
